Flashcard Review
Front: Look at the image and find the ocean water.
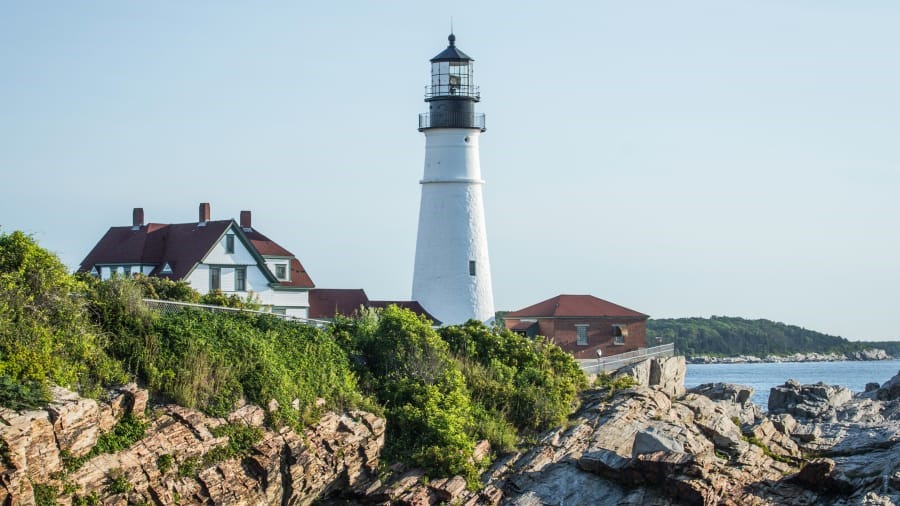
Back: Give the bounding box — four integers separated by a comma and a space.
684, 359, 900, 409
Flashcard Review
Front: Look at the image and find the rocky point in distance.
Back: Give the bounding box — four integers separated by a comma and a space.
688, 348, 892, 364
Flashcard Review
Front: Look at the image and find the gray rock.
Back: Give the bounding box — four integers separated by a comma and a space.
769, 380, 852, 420
876, 370, 900, 401
632, 427, 685, 457
688, 382, 754, 406
649, 356, 686, 397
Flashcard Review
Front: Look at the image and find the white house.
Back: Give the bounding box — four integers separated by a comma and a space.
78, 203, 314, 318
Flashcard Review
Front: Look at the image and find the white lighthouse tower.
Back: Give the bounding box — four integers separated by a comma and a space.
412, 34, 495, 325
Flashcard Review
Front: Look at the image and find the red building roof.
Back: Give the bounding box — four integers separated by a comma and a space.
505, 294, 648, 319
78, 215, 314, 289
307, 288, 441, 324
308, 289, 370, 319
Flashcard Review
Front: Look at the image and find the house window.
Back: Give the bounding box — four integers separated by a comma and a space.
575, 324, 589, 346
271, 307, 286, 316
235, 267, 246, 291
613, 324, 627, 345
210, 267, 221, 290
124, 265, 132, 276
225, 235, 235, 254
469, 260, 476, 276
275, 264, 287, 280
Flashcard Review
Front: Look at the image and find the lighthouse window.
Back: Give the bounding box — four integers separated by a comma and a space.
469, 260, 476, 276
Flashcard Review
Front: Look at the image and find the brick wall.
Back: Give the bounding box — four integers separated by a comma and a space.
505, 317, 647, 360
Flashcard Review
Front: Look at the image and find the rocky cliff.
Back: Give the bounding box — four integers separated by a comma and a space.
3, 361, 898, 505
483, 358, 900, 505
0, 385, 385, 505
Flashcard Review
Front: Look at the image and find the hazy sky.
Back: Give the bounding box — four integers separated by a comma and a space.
2, 2, 898, 341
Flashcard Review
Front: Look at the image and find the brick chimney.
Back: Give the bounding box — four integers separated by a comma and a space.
199, 202, 210, 225
240, 210, 252, 231
132, 208, 144, 229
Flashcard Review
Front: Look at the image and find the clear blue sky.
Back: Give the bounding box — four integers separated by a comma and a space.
2, 2, 898, 341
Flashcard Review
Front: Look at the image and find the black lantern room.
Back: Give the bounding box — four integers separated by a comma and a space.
418, 34, 486, 131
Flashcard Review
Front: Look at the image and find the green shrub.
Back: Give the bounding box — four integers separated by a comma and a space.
336, 306, 480, 480
32, 483, 58, 506
203, 422, 264, 465
0, 231, 127, 405
156, 454, 173, 474
442, 321, 587, 433
87, 278, 363, 429
105, 469, 132, 494
178, 456, 199, 478
0, 374, 49, 411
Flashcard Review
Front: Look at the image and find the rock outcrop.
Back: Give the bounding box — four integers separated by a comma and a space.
0, 385, 385, 506
2, 364, 898, 505
484, 359, 900, 505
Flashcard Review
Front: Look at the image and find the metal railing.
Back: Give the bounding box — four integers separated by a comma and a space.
578, 343, 675, 375
142, 299, 331, 327
418, 112, 486, 130
424, 84, 480, 100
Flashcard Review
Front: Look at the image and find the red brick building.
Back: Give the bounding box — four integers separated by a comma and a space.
502, 294, 648, 360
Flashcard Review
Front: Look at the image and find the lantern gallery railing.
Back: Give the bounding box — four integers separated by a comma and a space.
418, 112, 486, 131
424, 84, 480, 100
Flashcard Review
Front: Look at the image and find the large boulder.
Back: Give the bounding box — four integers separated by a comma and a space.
46, 386, 117, 458
876, 370, 900, 401
618, 356, 686, 398
768, 379, 852, 420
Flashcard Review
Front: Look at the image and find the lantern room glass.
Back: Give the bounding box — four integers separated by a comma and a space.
431, 60, 475, 97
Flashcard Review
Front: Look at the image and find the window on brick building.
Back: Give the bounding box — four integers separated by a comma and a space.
576, 324, 588, 346
613, 324, 627, 345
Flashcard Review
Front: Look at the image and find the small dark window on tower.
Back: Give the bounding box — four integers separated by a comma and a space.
225, 235, 235, 254
469, 260, 476, 276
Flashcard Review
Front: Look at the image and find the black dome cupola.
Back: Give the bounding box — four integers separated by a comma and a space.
419, 34, 485, 131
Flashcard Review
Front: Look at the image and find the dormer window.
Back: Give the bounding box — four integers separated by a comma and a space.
275, 264, 287, 280
160, 262, 172, 274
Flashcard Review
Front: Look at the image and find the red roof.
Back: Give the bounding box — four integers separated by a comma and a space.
79, 221, 232, 280
308, 289, 370, 319
245, 229, 293, 257
505, 294, 648, 319
307, 289, 441, 324
79, 219, 314, 288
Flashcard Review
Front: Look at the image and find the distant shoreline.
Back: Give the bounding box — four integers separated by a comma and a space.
686, 349, 893, 364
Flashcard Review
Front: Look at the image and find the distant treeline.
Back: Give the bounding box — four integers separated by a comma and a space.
648, 316, 900, 358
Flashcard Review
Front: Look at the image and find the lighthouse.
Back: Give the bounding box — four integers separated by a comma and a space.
412, 34, 495, 325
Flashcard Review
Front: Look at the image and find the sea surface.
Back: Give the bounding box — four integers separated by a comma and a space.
685, 359, 900, 409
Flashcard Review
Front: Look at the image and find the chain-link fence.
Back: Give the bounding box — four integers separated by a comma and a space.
142, 299, 331, 327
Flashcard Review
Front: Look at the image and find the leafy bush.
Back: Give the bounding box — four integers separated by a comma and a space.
156, 454, 173, 474
32, 483, 58, 506
86, 277, 363, 428
105, 469, 132, 494
0, 231, 127, 406
0, 374, 49, 411
203, 422, 264, 465
441, 321, 587, 433
335, 306, 480, 480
